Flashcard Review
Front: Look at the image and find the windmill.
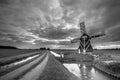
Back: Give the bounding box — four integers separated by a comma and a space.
71, 21, 105, 54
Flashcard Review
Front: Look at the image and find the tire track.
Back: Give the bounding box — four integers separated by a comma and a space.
0, 53, 47, 80
18, 53, 49, 80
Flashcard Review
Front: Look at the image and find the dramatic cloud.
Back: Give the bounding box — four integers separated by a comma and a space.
0, 0, 120, 49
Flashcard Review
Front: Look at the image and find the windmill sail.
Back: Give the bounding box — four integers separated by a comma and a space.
71, 37, 80, 43
90, 31, 105, 38
80, 21, 87, 35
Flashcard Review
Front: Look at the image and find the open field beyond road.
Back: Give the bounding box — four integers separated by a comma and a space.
0, 49, 40, 58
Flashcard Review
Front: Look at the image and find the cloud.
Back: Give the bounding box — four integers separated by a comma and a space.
0, 0, 120, 48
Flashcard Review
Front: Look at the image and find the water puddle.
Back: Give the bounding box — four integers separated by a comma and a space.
63, 62, 119, 80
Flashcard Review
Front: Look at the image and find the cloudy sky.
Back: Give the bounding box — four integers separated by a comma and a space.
0, 0, 120, 49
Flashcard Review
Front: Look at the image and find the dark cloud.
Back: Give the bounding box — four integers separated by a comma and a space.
61, 0, 81, 7
92, 0, 120, 43
94, 0, 120, 29
44, 29, 69, 39
37, 26, 79, 39
106, 26, 120, 41
0, 0, 10, 5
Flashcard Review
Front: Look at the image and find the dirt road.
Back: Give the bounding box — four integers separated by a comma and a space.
0, 52, 48, 80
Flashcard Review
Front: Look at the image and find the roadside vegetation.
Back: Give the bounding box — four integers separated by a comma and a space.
0, 49, 41, 66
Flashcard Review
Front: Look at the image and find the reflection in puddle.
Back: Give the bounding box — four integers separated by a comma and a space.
63, 64, 80, 77
63, 63, 119, 80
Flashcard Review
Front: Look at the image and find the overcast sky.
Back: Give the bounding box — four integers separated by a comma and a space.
0, 0, 120, 49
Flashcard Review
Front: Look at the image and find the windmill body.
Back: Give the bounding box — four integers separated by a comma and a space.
71, 21, 105, 54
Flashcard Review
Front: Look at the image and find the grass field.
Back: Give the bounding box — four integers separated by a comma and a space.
1, 49, 120, 58
0, 49, 40, 58
52, 49, 120, 55
0, 49, 43, 66
52, 49, 120, 61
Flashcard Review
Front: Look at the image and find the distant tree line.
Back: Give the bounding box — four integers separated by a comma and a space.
0, 46, 18, 49
95, 48, 120, 50
104, 48, 120, 50
40, 47, 50, 50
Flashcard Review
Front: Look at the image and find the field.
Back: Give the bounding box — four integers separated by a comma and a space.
1, 49, 120, 67
0, 49, 40, 58
51, 49, 78, 55
1, 49, 120, 58
0, 49, 42, 66
52, 49, 120, 59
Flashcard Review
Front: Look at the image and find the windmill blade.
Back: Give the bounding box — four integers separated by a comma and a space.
79, 21, 87, 35
90, 31, 105, 38
71, 37, 80, 43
